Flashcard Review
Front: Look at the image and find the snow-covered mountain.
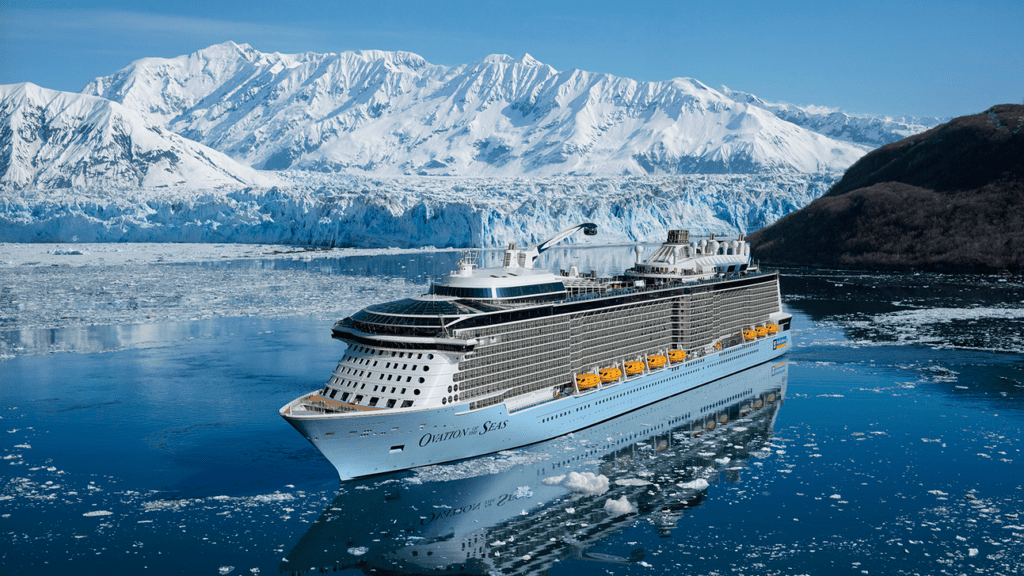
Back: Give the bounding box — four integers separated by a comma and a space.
84, 42, 868, 176
0, 173, 837, 246
721, 87, 943, 148
0, 83, 274, 190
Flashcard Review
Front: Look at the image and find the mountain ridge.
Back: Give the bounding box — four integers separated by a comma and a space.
748, 104, 1024, 272
83, 41, 874, 177
0, 82, 274, 191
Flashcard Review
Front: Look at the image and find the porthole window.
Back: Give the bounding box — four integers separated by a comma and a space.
401, 388, 407, 394
423, 366, 430, 372
428, 354, 434, 360
448, 385, 452, 393
414, 389, 421, 395
448, 396, 453, 403
442, 397, 447, 405
453, 384, 459, 392
419, 377, 425, 383
406, 376, 412, 382
417, 353, 423, 359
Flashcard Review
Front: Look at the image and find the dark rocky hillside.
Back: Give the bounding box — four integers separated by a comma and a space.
748, 104, 1024, 272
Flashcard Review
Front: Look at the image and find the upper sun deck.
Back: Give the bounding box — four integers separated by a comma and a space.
335, 227, 763, 344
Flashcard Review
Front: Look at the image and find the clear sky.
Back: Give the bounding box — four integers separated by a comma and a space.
1, 0, 1022, 119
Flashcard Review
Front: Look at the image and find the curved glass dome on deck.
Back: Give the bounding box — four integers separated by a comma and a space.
350, 298, 482, 336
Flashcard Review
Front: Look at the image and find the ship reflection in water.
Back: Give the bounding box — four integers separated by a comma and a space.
283, 361, 788, 575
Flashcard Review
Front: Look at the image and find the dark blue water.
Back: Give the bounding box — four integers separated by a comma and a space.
2, 251, 1023, 575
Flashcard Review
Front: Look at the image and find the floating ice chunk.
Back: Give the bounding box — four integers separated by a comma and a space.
552, 472, 610, 495
83, 510, 112, 517
542, 475, 566, 486
13, 444, 30, 449
218, 567, 235, 575
715, 457, 731, 465
615, 478, 652, 487
830, 494, 842, 499
513, 486, 533, 499
490, 540, 505, 547
347, 547, 368, 556
604, 495, 636, 516
565, 507, 575, 514
698, 452, 716, 457
969, 548, 979, 557
677, 478, 709, 490
928, 490, 949, 496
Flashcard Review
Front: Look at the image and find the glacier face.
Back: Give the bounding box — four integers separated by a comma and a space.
0, 83, 275, 191
84, 42, 868, 176
0, 174, 838, 247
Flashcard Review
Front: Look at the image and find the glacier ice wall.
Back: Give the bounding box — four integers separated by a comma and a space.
0, 174, 838, 248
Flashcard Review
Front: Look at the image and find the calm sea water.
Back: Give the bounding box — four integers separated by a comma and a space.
2, 246, 1023, 575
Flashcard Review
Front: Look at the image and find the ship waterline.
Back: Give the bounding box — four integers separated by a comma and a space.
281, 224, 791, 480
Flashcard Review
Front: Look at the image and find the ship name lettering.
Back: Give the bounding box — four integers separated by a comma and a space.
418, 426, 476, 447
481, 420, 508, 435
420, 502, 482, 525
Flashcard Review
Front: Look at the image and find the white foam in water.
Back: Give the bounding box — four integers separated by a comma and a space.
415, 451, 551, 482
347, 547, 368, 556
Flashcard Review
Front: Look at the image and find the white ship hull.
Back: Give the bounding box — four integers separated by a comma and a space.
281, 333, 789, 480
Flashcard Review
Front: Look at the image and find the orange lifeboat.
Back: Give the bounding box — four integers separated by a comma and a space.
599, 367, 622, 383
714, 341, 723, 350
575, 373, 599, 390
646, 355, 667, 369
766, 323, 779, 334
624, 361, 645, 376
755, 326, 768, 337
668, 349, 687, 363
742, 329, 757, 341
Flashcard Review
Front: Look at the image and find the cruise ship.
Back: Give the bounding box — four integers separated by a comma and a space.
280, 224, 792, 480
282, 361, 788, 574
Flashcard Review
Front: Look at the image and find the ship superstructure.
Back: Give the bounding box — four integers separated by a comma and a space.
280, 224, 792, 480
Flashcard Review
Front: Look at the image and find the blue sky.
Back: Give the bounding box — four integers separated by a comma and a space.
1, 0, 1021, 119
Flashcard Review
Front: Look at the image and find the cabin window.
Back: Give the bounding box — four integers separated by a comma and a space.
401, 388, 407, 394
329, 389, 338, 399
354, 395, 363, 403
402, 400, 414, 408
341, 393, 350, 401
386, 399, 396, 408
368, 397, 379, 407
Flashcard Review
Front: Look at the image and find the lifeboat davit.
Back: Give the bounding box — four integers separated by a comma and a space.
575, 373, 600, 390
742, 329, 757, 341
599, 367, 622, 383
624, 361, 645, 376
646, 355, 667, 369
755, 326, 768, 337
766, 323, 779, 334
668, 349, 687, 363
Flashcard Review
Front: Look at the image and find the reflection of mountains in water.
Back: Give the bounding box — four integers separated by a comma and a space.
282, 361, 788, 575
